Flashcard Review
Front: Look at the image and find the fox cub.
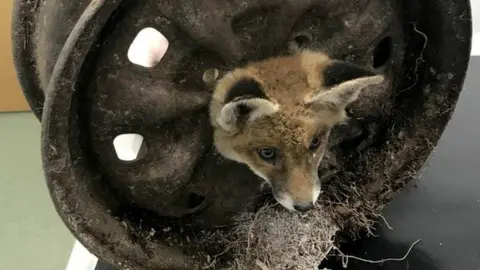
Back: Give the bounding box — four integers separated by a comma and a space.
209, 50, 384, 212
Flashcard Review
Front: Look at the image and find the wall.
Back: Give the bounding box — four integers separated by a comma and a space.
0, 0, 29, 112
471, 0, 480, 55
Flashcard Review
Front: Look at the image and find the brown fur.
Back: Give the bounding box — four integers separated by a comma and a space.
210, 50, 384, 211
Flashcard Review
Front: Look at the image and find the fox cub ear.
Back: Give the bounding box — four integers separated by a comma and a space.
305, 60, 385, 110
215, 78, 279, 133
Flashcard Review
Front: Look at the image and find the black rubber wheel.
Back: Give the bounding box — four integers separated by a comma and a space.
12, 0, 472, 269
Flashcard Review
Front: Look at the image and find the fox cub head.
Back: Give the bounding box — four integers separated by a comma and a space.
209, 50, 384, 212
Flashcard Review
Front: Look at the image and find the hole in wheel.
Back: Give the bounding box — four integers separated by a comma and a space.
127, 28, 169, 68
373, 36, 392, 68
294, 34, 311, 48
113, 134, 147, 162
188, 193, 206, 210
202, 68, 219, 83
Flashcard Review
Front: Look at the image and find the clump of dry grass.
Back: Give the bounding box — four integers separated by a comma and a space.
201, 203, 339, 270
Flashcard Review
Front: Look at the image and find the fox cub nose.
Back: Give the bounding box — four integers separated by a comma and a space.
293, 202, 314, 213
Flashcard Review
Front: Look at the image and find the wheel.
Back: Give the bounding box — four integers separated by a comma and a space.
12, 0, 472, 269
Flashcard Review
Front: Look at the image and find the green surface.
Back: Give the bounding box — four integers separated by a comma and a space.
0, 112, 73, 270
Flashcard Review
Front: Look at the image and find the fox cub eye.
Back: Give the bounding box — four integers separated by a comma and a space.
257, 147, 277, 163
309, 137, 321, 150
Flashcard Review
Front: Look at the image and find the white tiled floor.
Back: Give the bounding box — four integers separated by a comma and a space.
66, 241, 98, 270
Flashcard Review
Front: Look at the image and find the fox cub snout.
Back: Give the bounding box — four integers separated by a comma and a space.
209, 50, 385, 212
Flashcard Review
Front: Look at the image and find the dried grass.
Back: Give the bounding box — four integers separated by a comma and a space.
201, 203, 339, 270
